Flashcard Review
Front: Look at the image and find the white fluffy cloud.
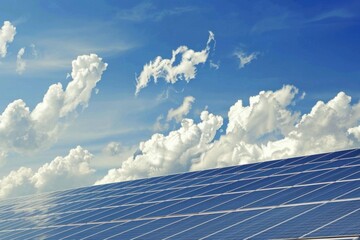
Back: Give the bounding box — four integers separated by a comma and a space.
0, 54, 107, 157
234, 50, 259, 68
16, 47, 26, 74
135, 31, 215, 95
0, 146, 95, 199
192, 86, 360, 170
0, 21, 16, 58
97, 85, 360, 185
96, 111, 223, 184
167, 96, 195, 122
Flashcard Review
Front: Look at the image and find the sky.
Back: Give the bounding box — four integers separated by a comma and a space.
0, 0, 359, 198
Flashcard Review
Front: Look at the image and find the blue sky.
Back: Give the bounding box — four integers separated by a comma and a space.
0, 0, 359, 198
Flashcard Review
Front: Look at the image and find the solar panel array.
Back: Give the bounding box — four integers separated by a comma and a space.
0, 148, 360, 239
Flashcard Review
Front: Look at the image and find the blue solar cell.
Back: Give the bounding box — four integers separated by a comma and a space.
337, 148, 360, 159
310, 157, 360, 170
175, 193, 244, 215
207, 189, 281, 212
133, 214, 219, 239
234, 175, 291, 191
337, 186, 360, 199
61, 223, 121, 239
289, 180, 360, 204
219, 163, 260, 174
247, 184, 324, 208
0, 148, 359, 239
286, 153, 329, 166
255, 201, 360, 239
80, 220, 152, 239
127, 189, 174, 204
265, 170, 329, 188
307, 209, 360, 238
150, 186, 199, 201
245, 166, 291, 178
117, 200, 180, 220
263, 156, 304, 168
303, 166, 360, 184
206, 205, 317, 239
167, 182, 226, 198
277, 162, 325, 174
201, 179, 256, 195
166, 210, 264, 239
108, 217, 183, 239
215, 170, 262, 181
188, 174, 235, 186
341, 168, 360, 180
309, 149, 355, 162
145, 197, 209, 217
0, 229, 29, 240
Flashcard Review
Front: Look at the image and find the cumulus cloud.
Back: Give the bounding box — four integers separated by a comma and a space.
97, 85, 360, 185
167, 96, 195, 122
96, 111, 223, 184
0, 146, 95, 199
192, 86, 360, 170
0, 54, 107, 158
234, 50, 259, 68
135, 31, 215, 95
16, 47, 26, 74
348, 126, 360, 141
0, 21, 16, 58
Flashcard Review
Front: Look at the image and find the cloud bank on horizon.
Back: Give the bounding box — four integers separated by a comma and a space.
2, 83, 359, 197
96, 85, 360, 184
0, 146, 95, 199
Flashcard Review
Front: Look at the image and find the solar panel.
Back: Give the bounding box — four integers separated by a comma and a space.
0, 148, 359, 239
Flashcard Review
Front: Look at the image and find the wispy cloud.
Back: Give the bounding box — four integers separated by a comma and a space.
234, 49, 259, 68
307, 9, 354, 23
167, 96, 195, 122
16, 47, 26, 74
117, 2, 196, 22
210, 60, 220, 70
135, 31, 215, 95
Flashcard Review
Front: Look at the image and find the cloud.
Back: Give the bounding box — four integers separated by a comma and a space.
192, 87, 360, 170
210, 60, 220, 70
135, 31, 215, 95
97, 85, 360, 185
348, 126, 360, 141
30, 43, 38, 58
234, 50, 259, 68
16, 47, 26, 74
167, 96, 195, 122
0, 21, 16, 58
116, 2, 196, 22
96, 111, 223, 184
309, 9, 354, 23
153, 115, 169, 132
91, 142, 138, 169
103, 142, 125, 156
0, 146, 95, 199
0, 54, 107, 158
